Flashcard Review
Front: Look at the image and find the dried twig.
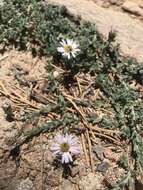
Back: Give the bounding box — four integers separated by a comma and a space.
62, 91, 121, 143
86, 130, 94, 171
81, 133, 90, 167
75, 76, 82, 97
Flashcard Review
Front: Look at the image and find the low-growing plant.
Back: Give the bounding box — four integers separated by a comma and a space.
0, 0, 143, 189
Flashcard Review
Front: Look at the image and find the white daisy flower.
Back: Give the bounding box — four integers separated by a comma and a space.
57, 39, 80, 59
51, 133, 80, 164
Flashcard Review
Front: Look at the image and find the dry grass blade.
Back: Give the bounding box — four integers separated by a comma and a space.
62, 91, 121, 143
81, 133, 90, 167
0, 81, 40, 109
86, 130, 94, 171
75, 76, 82, 97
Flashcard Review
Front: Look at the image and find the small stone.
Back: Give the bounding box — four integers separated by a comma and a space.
93, 145, 104, 161
122, 1, 143, 17
96, 161, 110, 173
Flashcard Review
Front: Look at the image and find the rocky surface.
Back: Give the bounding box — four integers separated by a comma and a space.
48, 0, 143, 62
122, 1, 143, 16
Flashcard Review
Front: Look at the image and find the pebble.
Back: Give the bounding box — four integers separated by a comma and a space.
93, 145, 104, 161
96, 161, 110, 173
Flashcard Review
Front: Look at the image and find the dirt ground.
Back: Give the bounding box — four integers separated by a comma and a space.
0, 49, 127, 190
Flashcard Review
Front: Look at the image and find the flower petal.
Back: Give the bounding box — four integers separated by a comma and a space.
57, 47, 65, 53
54, 134, 64, 143
51, 144, 60, 151
72, 42, 79, 49
69, 146, 80, 155
62, 152, 73, 163
67, 135, 78, 145
52, 149, 61, 155
71, 52, 76, 58
60, 39, 66, 46
66, 39, 73, 46
67, 53, 71, 59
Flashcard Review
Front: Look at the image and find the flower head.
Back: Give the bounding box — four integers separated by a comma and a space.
57, 39, 80, 59
51, 133, 80, 164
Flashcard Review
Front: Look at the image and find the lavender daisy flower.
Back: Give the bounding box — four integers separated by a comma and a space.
57, 39, 80, 59
51, 134, 80, 164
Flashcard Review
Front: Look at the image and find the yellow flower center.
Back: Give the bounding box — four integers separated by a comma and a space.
60, 143, 70, 152
64, 45, 73, 53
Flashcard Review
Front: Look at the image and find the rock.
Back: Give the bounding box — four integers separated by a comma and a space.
79, 172, 104, 190
93, 145, 104, 161
96, 161, 110, 172
16, 178, 33, 190
122, 1, 143, 17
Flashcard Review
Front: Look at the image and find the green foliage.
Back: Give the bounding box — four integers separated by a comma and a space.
1, 0, 143, 188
